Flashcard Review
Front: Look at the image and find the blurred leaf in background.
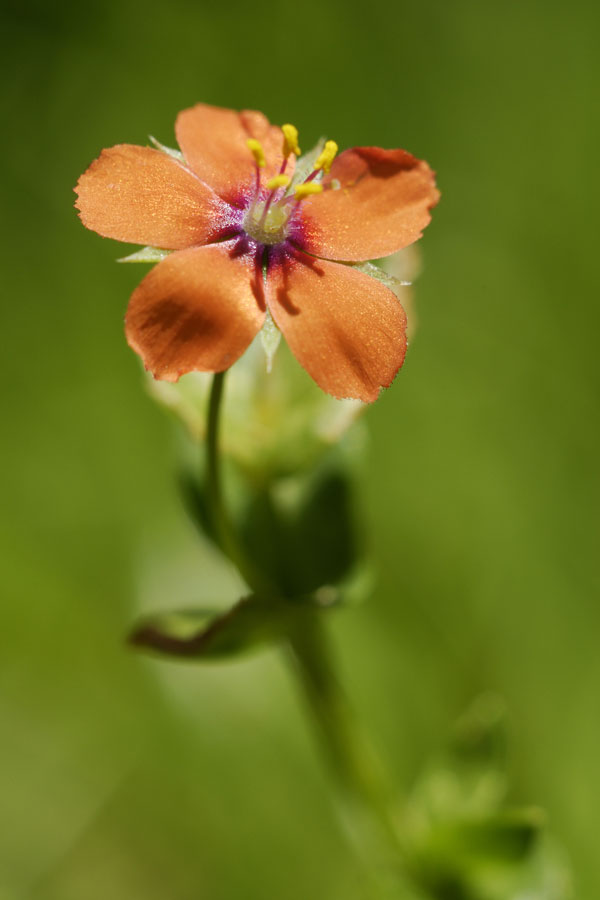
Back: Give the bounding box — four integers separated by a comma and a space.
402, 695, 572, 898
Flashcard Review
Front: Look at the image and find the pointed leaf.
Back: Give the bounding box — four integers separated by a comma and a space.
128, 596, 315, 661
239, 464, 361, 598
445, 809, 544, 864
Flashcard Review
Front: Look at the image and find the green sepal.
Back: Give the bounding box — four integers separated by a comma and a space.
351, 260, 411, 291
117, 246, 171, 264
259, 308, 282, 373
148, 135, 184, 162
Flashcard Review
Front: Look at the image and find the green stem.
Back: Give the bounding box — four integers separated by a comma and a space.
205, 371, 408, 897
205, 371, 274, 599
287, 619, 410, 897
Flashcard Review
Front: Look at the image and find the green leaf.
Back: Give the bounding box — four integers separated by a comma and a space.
239, 464, 361, 598
179, 450, 363, 602
128, 596, 317, 661
407, 810, 545, 900
290, 466, 360, 592
439, 809, 544, 865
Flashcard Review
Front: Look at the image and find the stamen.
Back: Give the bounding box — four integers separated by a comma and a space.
266, 174, 291, 191
294, 183, 323, 201
282, 124, 301, 158
261, 174, 292, 224
314, 140, 338, 174
302, 169, 319, 186
246, 139, 266, 168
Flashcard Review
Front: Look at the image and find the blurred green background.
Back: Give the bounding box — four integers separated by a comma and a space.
1, 0, 598, 896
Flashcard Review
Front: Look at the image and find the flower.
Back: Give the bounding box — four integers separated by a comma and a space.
75, 103, 439, 403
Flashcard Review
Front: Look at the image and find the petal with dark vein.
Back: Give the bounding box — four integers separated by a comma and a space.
125, 242, 266, 380
267, 248, 407, 402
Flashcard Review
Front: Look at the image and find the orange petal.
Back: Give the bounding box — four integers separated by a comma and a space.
125, 242, 266, 380
267, 248, 407, 402
75, 144, 233, 249
296, 147, 439, 261
175, 104, 290, 206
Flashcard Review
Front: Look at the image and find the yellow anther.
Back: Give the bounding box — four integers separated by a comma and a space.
266, 174, 291, 191
282, 124, 301, 157
294, 182, 323, 201
314, 140, 338, 174
246, 138, 266, 168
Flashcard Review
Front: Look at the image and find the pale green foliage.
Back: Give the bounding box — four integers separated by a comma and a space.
146, 339, 366, 479
148, 134, 185, 161
259, 308, 283, 373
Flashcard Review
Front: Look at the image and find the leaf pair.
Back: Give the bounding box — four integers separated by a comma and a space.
182, 453, 363, 599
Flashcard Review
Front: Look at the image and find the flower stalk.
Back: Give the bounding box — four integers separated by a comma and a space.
287, 620, 413, 898
205, 370, 275, 600
205, 370, 408, 898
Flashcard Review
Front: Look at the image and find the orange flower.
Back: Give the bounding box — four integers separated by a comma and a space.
75, 104, 439, 403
